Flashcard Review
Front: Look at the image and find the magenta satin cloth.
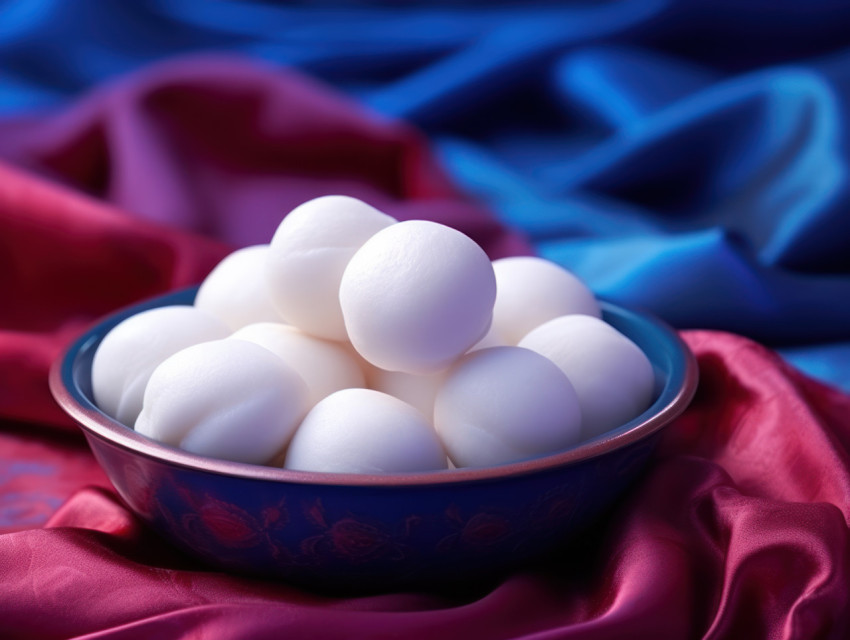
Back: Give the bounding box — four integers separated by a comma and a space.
1, 332, 849, 639
1, 57, 849, 638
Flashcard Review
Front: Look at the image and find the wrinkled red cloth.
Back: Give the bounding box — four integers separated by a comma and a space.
1, 332, 849, 639
1, 57, 849, 639
0, 161, 229, 430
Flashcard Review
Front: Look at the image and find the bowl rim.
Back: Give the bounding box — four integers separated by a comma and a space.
49, 287, 698, 487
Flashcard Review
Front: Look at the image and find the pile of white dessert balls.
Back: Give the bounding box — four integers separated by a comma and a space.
92, 196, 655, 474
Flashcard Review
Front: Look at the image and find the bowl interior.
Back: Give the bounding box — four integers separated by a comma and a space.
54, 287, 698, 486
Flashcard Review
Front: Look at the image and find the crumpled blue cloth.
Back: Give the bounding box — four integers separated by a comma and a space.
2, 0, 850, 390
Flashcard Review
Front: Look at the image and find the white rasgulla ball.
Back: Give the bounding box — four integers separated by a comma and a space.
492, 256, 601, 345
467, 323, 506, 353
230, 322, 365, 406
194, 245, 284, 331
369, 368, 445, 422
518, 315, 655, 440
339, 220, 497, 374
92, 305, 229, 427
434, 347, 582, 468
135, 339, 309, 465
284, 389, 447, 474
265, 195, 396, 341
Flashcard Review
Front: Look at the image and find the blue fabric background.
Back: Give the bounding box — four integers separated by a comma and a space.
2, 0, 850, 389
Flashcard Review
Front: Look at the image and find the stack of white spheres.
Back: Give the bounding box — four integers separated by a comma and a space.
194, 245, 285, 332
135, 340, 309, 465
92, 306, 229, 427
92, 194, 658, 475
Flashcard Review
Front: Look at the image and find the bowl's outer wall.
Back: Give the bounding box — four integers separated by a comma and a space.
85, 428, 660, 588
58, 288, 694, 590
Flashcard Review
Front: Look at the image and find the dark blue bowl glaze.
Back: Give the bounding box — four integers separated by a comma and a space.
50, 287, 698, 591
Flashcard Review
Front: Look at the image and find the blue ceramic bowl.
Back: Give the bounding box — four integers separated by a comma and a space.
50, 287, 697, 591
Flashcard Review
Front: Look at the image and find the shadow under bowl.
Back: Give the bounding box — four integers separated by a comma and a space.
50, 287, 698, 592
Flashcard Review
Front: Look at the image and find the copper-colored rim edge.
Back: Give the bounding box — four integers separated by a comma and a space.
48, 306, 699, 488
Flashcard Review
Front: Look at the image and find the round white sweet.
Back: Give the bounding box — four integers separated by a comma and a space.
195, 245, 284, 331
467, 323, 506, 353
265, 195, 396, 341
518, 315, 655, 440
92, 305, 229, 427
369, 368, 445, 422
135, 339, 309, 465
339, 220, 497, 374
491, 256, 601, 345
434, 347, 582, 468
284, 389, 447, 474
230, 322, 365, 406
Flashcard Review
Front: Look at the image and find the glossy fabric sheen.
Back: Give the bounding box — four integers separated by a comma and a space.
1, 331, 849, 639
1, 3, 850, 637
2, 1, 850, 389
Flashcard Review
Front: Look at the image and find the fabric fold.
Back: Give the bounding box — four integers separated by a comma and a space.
2, 332, 849, 639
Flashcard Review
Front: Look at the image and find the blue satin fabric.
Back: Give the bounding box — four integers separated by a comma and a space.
2, 0, 850, 389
